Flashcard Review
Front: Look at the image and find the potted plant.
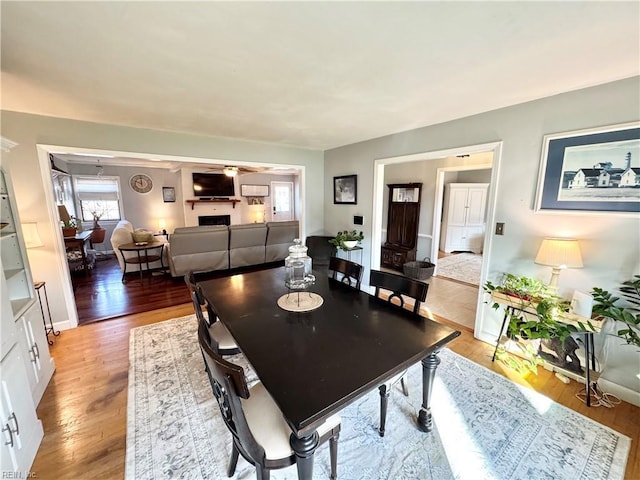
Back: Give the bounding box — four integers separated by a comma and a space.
592, 276, 640, 348
90, 206, 107, 244
329, 230, 364, 251
61, 217, 78, 238
483, 273, 592, 374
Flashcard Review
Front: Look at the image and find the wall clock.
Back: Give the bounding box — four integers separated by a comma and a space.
130, 174, 153, 194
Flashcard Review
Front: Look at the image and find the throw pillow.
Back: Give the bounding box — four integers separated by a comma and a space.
131, 229, 154, 243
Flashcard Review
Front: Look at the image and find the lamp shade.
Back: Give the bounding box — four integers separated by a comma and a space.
535, 238, 583, 269
22, 222, 44, 248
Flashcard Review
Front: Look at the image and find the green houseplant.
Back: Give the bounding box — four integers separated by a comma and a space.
483, 273, 593, 374
61, 216, 78, 238
592, 276, 640, 349
329, 230, 364, 251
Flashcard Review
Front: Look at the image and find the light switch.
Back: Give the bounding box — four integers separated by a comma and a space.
495, 222, 505, 235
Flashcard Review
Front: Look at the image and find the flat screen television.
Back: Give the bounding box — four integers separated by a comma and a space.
192, 173, 235, 197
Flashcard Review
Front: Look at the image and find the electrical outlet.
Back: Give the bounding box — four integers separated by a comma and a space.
495, 222, 505, 235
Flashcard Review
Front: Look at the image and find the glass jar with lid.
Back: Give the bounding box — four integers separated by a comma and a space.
284, 238, 315, 290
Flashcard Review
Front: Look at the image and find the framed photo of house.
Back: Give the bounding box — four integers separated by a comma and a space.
162, 187, 176, 203
333, 174, 357, 205
534, 122, 640, 214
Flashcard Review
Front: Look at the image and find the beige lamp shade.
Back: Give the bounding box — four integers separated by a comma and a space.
535, 238, 583, 288
22, 222, 44, 248
57, 204, 71, 223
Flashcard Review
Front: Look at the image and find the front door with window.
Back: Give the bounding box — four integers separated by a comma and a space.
270, 181, 294, 221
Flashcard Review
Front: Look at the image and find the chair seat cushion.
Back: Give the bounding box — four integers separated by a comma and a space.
208, 321, 237, 351
243, 382, 340, 461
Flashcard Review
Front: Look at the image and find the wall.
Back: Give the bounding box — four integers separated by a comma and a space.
324, 76, 640, 404
0, 111, 324, 330
66, 162, 185, 241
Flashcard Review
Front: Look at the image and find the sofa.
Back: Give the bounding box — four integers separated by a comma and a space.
110, 220, 169, 274
167, 220, 299, 277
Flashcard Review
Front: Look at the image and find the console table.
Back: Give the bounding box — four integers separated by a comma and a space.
490, 291, 603, 406
118, 241, 165, 283
64, 230, 93, 275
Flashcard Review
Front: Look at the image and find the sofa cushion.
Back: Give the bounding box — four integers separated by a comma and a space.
168, 226, 229, 276
229, 224, 267, 268
265, 221, 299, 262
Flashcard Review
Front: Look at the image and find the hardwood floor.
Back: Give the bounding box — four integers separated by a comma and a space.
72, 255, 191, 324
30, 301, 639, 479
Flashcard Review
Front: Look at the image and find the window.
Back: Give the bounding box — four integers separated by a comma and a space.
73, 176, 122, 222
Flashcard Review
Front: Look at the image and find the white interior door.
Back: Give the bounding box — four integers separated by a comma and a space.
270, 181, 294, 221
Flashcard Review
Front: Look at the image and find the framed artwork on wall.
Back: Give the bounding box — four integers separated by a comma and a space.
162, 187, 176, 203
333, 174, 357, 205
535, 122, 640, 214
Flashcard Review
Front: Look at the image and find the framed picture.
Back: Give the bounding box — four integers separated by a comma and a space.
162, 187, 176, 203
535, 122, 640, 214
333, 174, 357, 205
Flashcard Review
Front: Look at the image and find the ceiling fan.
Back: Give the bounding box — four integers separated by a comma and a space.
205, 165, 263, 177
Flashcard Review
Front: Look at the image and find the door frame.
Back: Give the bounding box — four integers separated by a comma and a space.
372, 141, 503, 336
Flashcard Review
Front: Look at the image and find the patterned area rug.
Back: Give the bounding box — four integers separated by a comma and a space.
126, 315, 630, 480
436, 253, 482, 286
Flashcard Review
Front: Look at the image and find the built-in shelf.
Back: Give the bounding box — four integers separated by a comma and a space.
186, 199, 242, 210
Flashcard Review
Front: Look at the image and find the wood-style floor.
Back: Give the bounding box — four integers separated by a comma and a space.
31, 301, 639, 479
72, 255, 191, 324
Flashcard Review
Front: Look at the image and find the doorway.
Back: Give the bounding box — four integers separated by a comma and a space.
372, 142, 502, 333
270, 181, 294, 221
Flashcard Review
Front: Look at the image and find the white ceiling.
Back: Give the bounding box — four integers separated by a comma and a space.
2, 2, 639, 151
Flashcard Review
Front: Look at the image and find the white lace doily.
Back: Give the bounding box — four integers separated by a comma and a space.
277, 292, 324, 312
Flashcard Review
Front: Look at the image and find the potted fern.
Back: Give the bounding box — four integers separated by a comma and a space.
592, 276, 640, 348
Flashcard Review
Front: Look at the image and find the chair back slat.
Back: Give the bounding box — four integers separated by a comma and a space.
185, 271, 216, 326
197, 320, 265, 464
329, 256, 363, 289
369, 269, 428, 315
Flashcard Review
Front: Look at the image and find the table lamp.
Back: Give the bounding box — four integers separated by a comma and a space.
534, 238, 583, 289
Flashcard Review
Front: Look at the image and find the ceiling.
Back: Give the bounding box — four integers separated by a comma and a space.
1, 2, 639, 151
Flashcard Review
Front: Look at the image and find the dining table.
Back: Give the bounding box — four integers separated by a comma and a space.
198, 267, 461, 480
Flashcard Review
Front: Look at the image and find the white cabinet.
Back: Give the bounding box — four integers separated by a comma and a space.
0, 345, 43, 473
440, 183, 488, 254
16, 304, 55, 404
0, 168, 50, 474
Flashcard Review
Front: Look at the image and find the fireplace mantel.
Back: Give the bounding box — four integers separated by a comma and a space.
186, 198, 241, 210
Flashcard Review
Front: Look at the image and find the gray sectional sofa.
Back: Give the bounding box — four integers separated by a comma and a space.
167, 220, 299, 277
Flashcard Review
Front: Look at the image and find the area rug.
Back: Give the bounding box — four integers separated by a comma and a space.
436, 253, 482, 286
126, 315, 630, 480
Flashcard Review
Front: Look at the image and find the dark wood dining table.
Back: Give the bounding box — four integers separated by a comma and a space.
199, 267, 461, 480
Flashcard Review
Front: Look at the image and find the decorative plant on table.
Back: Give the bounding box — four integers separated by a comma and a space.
90, 204, 106, 229
592, 276, 640, 349
61, 216, 78, 237
329, 230, 364, 251
483, 273, 593, 374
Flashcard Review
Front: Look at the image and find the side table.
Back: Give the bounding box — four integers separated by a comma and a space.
34, 281, 60, 345
118, 241, 165, 283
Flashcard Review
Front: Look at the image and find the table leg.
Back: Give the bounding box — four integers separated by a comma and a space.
584, 333, 592, 407
492, 307, 511, 361
137, 250, 144, 283
290, 431, 318, 480
80, 241, 89, 276
417, 352, 440, 432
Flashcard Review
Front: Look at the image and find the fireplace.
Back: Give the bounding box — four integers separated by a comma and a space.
198, 215, 231, 226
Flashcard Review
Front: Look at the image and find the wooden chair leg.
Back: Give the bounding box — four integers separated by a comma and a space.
400, 374, 409, 396
379, 384, 389, 437
227, 442, 239, 477
256, 466, 270, 480
329, 432, 339, 480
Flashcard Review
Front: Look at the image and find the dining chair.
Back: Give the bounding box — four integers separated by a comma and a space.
328, 256, 363, 289
305, 236, 336, 268
369, 269, 429, 436
186, 271, 240, 355
198, 320, 341, 480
